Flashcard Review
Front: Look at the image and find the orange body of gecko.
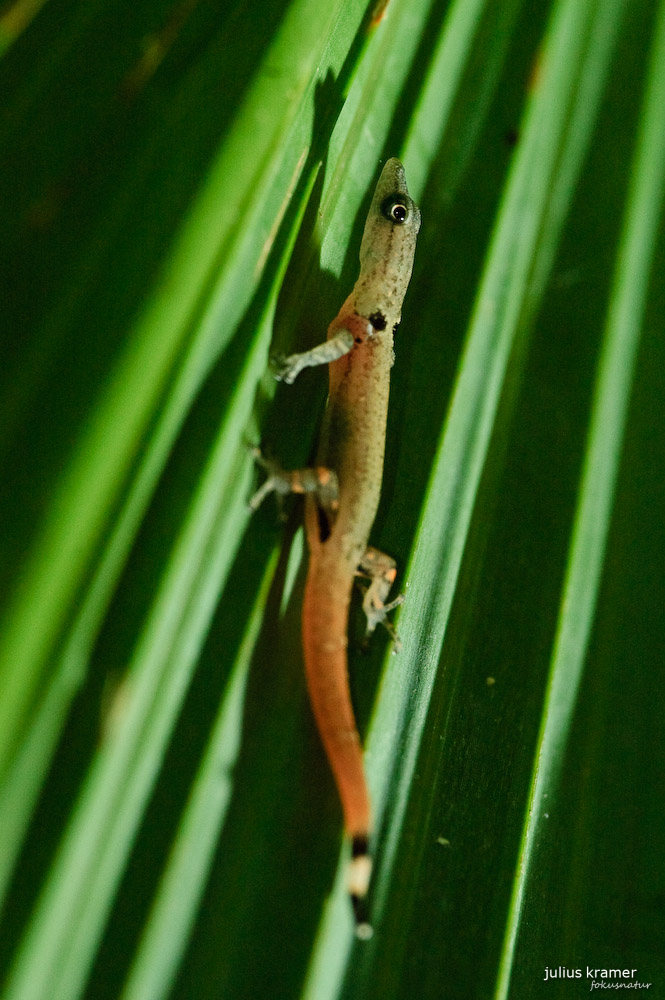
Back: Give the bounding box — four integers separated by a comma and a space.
252, 158, 420, 934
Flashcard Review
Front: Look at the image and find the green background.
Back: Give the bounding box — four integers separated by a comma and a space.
0, 0, 663, 997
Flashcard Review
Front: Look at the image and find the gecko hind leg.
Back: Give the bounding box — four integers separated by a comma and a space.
356, 546, 404, 651
249, 447, 339, 518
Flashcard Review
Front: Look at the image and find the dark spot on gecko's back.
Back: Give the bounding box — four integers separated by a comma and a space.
369, 311, 387, 331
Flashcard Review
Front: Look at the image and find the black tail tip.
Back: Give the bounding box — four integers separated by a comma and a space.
349, 835, 373, 939
351, 893, 374, 940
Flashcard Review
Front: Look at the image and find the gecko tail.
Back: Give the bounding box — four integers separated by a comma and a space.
349, 834, 374, 940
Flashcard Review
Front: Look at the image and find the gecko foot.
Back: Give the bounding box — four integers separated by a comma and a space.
356, 546, 404, 650
270, 352, 304, 385
361, 589, 404, 651
248, 447, 292, 517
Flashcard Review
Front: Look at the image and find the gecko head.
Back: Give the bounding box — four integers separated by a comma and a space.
356, 158, 421, 323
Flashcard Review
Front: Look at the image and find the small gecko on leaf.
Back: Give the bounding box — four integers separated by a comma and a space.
252, 158, 420, 938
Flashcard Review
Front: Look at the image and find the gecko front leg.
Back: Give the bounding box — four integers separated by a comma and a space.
272, 328, 355, 384
272, 313, 374, 384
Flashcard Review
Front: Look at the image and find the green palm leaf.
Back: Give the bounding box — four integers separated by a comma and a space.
1, 0, 663, 997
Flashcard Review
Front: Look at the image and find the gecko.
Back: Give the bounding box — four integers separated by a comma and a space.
251, 158, 420, 937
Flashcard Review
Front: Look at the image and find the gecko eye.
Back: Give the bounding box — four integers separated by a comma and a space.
381, 194, 409, 224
